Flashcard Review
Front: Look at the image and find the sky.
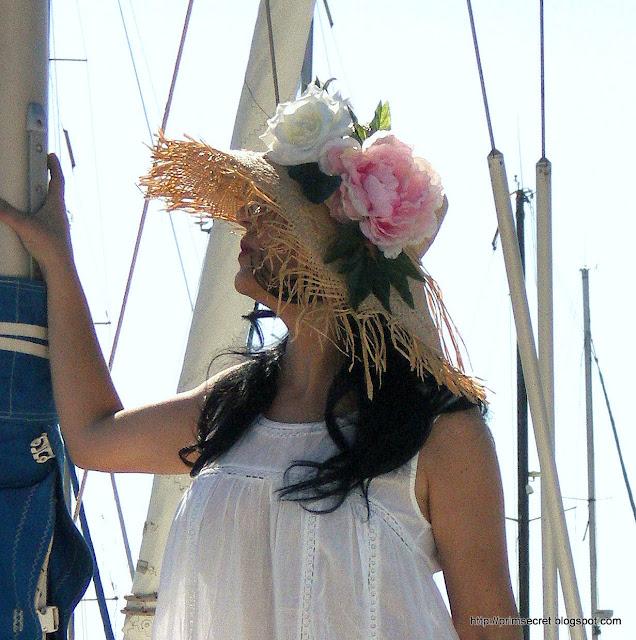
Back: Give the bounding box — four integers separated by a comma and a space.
45, 0, 635, 638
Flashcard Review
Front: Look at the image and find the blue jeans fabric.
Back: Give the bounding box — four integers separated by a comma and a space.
0, 276, 93, 640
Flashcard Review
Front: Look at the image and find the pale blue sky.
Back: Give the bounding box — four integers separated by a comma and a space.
49, 0, 635, 637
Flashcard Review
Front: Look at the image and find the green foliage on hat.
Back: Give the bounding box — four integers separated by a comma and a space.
349, 101, 392, 145
323, 224, 425, 312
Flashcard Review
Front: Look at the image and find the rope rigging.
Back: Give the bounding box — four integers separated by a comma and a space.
465, 0, 496, 150
69, 0, 198, 589
591, 340, 636, 524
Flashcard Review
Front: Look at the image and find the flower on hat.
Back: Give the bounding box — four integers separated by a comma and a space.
319, 132, 444, 259
260, 81, 352, 165
261, 80, 445, 314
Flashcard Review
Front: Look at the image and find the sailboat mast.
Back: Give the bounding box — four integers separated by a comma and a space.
0, 1, 48, 278
537, 155, 558, 640
581, 268, 599, 637
515, 188, 530, 639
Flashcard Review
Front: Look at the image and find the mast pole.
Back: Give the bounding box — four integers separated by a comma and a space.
0, 0, 48, 277
581, 268, 600, 637
488, 150, 587, 639
537, 156, 558, 639
537, 1, 558, 632
515, 188, 530, 640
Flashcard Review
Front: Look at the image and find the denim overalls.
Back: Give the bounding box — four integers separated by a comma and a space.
0, 275, 93, 639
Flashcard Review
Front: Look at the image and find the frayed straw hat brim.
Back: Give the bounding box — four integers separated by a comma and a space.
140, 131, 488, 404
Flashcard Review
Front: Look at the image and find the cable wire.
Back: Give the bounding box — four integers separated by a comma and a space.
247, 0, 285, 350
465, 0, 496, 150
264, 0, 280, 105
540, 0, 546, 158
70, 0, 197, 582
591, 340, 636, 524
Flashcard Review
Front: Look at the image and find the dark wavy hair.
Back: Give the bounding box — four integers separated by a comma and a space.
179, 305, 488, 518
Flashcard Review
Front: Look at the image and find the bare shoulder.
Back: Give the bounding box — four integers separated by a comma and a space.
420, 406, 493, 463
197, 361, 247, 396
418, 407, 521, 637
415, 407, 493, 504
419, 405, 499, 534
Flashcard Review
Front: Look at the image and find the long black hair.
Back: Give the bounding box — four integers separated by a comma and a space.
179, 306, 488, 518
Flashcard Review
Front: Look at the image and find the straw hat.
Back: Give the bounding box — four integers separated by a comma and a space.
139, 84, 487, 404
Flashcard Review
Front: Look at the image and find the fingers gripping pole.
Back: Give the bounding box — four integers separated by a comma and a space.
487, 150, 587, 640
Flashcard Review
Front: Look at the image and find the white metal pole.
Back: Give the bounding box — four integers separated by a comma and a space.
0, 5, 51, 639
0, 1, 49, 278
488, 150, 587, 639
581, 268, 599, 637
537, 157, 558, 639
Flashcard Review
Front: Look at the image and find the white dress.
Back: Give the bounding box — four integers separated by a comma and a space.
151, 412, 460, 640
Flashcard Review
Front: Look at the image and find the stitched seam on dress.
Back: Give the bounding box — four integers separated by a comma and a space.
257, 428, 327, 437
367, 499, 411, 548
299, 513, 317, 640
207, 466, 267, 480
368, 519, 378, 639
185, 490, 204, 640
366, 495, 439, 573
257, 423, 356, 437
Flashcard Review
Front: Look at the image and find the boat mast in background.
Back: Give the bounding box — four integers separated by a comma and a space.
581, 268, 601, 638
465, 0, 587, 635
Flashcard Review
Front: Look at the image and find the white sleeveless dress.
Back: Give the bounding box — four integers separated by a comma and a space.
151, 412, 460, 640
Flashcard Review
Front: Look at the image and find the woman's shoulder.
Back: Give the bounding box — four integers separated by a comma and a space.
414, 406, 492, 518
421, 406, 493, 462
415, 408, 519, 634
204, 361, 249, 388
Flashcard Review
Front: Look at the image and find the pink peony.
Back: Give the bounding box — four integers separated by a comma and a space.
318, 132, 444, 259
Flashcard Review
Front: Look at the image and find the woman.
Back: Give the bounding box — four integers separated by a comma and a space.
0, 90, 522, 640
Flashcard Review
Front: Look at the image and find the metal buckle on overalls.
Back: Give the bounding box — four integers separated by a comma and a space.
30, 433, 55, 463
37, 606, 59, 633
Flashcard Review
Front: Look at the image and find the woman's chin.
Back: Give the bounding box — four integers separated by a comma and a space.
234, 268, 267, 304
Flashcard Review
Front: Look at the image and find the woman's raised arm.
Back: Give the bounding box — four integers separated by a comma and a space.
0, 154, 230, 475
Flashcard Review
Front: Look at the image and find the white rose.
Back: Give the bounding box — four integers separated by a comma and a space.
260, 82, 352, 165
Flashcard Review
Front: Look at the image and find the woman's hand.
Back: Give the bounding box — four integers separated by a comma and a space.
0, 153, 74, 277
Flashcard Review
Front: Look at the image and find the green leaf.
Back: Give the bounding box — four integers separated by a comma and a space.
353, 123, 368, 143
322, 238, 355, 264
387, 268, 415, 309
336, 249, 364, 274
391, 251, 426, 282
287, 163, 342, 204
369, 264, 392, 313
369, 101, 391, 133
345, 259, 367, 310
323, 224, 361, 264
